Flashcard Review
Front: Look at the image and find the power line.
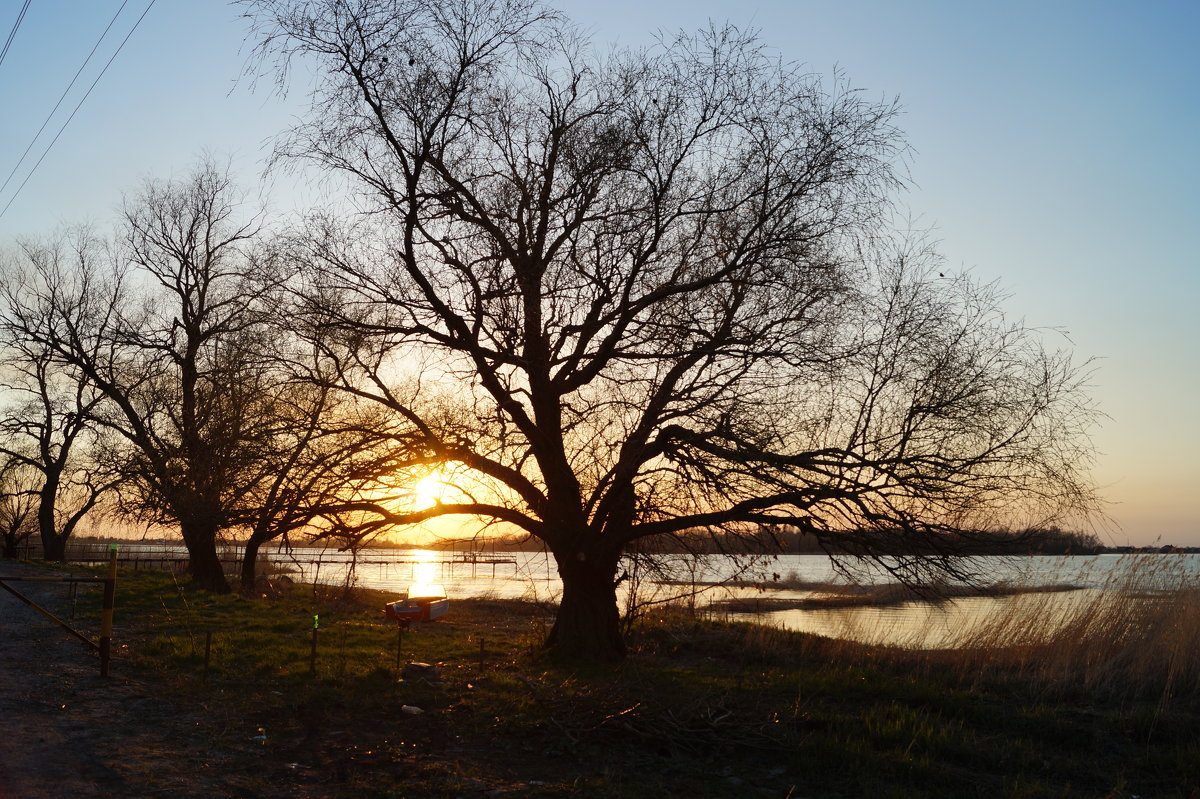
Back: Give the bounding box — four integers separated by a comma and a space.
0, 0, 33, 68
0, 0, 158, 224
0, 0, 133, 199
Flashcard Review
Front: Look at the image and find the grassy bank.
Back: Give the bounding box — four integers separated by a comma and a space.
32, 563, 1200, 797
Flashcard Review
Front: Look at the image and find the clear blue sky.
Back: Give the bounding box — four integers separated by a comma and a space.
1, 1, 1196, 545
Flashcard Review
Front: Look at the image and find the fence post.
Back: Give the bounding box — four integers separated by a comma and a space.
309, 614, 319, 675
99, 544, 118, 677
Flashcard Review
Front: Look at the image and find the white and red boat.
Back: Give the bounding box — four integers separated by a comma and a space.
384, 585, 449, 623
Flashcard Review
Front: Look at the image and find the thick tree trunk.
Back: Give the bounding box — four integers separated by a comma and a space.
180, 517, 230, 593
39, 531, 66, 562
240, 536, 263, 591
545, 546, 625, 661
37, 475, 67, 562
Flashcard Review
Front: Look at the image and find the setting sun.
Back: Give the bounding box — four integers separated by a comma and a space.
412, 473, 447, 508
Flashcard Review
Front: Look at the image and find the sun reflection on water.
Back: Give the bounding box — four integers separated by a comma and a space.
408, 549, 444, 598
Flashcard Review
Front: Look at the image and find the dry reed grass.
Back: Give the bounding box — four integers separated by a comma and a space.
709, 555, 1200, 704
942, 556, 1200, 701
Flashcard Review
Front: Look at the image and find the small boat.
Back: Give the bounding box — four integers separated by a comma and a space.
384, 585, 449, 623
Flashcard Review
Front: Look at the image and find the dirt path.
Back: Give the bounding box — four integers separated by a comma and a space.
0, 561, 236, 799
0, 561, 129, 796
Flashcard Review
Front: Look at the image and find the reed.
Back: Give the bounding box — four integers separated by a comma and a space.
708, 555, 1200, 704
942, 556, 1200, 701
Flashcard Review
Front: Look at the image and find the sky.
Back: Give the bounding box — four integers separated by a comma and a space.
0, 1, 1196, 546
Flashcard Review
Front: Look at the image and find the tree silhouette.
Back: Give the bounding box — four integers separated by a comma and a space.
1, 164, 282, 591
0, 255, 116, 562
0, 456, 38, 558
248, 0, 1097, 659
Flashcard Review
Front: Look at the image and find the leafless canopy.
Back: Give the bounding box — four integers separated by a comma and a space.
246, 0, 1097, 654
0, 164, 290, 589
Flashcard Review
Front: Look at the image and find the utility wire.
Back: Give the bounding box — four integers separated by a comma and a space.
0, 0, 33, 68
0, 0, 133, 199
0, 0, 157, 223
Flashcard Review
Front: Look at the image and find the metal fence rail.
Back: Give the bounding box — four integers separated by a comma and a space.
0, 548, 119, 676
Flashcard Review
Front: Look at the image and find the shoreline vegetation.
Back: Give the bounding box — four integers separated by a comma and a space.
7, 557, 1197, 797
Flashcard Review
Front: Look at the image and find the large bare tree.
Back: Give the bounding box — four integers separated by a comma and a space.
0, 164, 285, 591
247, 0, 1096, 659
1, 168, 405, 590
0, 256, 116, 562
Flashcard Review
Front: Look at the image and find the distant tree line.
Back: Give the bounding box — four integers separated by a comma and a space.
474, 525, 1106, 557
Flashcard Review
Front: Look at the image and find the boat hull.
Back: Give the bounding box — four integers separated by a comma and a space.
385, 596, 449, 623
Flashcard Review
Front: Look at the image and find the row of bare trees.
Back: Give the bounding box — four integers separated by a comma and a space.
0, 163, 412, 591
0, 0, 1098, 659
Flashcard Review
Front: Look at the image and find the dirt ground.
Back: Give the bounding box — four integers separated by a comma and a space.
0, 561, 563, 799
0, 561, 254, 799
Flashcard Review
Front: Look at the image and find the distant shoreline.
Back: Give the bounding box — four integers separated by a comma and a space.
21, 536, 1200, 557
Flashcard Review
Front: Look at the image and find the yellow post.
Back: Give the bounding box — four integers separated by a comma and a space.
309, 614, 319, 675
99, 543, 118, 676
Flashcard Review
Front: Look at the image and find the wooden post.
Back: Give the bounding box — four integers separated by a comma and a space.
309, 615, 318, 675
99, 544, 118, 677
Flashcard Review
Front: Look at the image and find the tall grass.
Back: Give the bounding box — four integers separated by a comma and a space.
709, 555, 1200, 704
943, 556, 1200, 701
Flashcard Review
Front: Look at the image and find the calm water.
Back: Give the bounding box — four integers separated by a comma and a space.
244, 547, 1199, 649
83, 542, 1197, 648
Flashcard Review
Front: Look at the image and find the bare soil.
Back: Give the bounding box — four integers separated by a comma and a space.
0, 561, 266, 798
0, 562, 588, 798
